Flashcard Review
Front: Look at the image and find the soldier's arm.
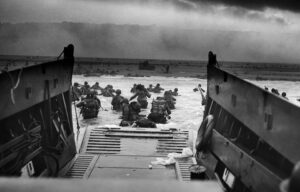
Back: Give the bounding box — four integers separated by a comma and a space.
96, 98, 101, 107
200, 90, 207, 105
130, 93, 138, 101
166, 106, 171, 115
111, 97, 116, 105
76, 101, 84, 108
145, 90, 151, 98
122, 106, 130, 120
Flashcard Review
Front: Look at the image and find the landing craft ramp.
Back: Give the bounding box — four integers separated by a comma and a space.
0, 46, 222, 191
60, 126, 195, 181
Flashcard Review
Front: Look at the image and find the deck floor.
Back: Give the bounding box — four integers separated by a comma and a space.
61, 126, 194, 181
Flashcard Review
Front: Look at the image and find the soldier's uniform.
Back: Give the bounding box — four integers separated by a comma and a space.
147, 99, 171, 124
76, 93, 100, 119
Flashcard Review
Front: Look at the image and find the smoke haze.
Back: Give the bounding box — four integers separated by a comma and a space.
0, 0, 300, 63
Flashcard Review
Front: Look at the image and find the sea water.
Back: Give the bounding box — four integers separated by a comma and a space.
71, 75, 300, 138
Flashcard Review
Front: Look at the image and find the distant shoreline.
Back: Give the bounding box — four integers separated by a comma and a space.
1, 55, 300, 81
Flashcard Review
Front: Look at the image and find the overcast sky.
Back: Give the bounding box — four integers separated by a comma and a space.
1, 0, 299, 31
0, 0, 300, 62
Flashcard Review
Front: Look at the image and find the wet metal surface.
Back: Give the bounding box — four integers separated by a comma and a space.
91, 155, 176, 180
65, 126, 194, 181
62, 154, 98, 179
81, 127, 189, 156
177, 158, 195, 181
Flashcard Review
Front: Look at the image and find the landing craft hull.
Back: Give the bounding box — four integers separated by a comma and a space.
196, 66, 299, 191
0, 45, 76, 176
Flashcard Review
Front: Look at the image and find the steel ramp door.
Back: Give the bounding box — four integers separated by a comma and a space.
90, 155, 176, 180
63, 126, 194, 181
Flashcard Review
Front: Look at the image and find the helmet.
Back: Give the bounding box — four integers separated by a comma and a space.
86, 89, 97, 96
84, 81, 88, 85
121, 98, 129, 104
164, 91, 171, 96
130, 101, 141, 112
116, 89, 121, 95
74, 82, 79, 87
136, 84, 144, 91
282, 92, 287, 97
174, 88, 178, 91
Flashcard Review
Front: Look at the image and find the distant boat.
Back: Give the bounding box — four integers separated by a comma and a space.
83, 73, 102, 77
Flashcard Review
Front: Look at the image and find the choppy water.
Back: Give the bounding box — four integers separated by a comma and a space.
249, 80, 300, 105
71, 75, 300, 138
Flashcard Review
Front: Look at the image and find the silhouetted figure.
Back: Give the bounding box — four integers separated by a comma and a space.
198, 84, 205, 92
91, 82, 103, 90
101, 85, 115, 97
171, 88, 179, 96
198, 84, 207, 106
72, 82, 82, 101
153, 83, 164, 93
130, 84, 137, 93
165, 65, 170, 73
134, 118, 157, 128
193, 84, 205, 92
130, 84, 151, 109
164, 90, 176, 110
148, 98, 171, 124
271, 88, 280, 95
120, 101, 141, 126
81, 81, 91, 95
282, 92, 288, 100
111, 89, 124, 111
147, 84, 154, 92
76, 92, 100, 119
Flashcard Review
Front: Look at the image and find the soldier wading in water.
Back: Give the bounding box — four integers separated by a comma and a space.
111, 89, 124, 111
76, 91, 101, 119
147, 98, 171, 124
130, 84, 151, 109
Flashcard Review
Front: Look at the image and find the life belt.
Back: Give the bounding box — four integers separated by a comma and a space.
195, 115, 215, 152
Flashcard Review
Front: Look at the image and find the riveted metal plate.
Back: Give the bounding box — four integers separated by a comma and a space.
62, 154, 98, 178
80, 127, 190, 156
